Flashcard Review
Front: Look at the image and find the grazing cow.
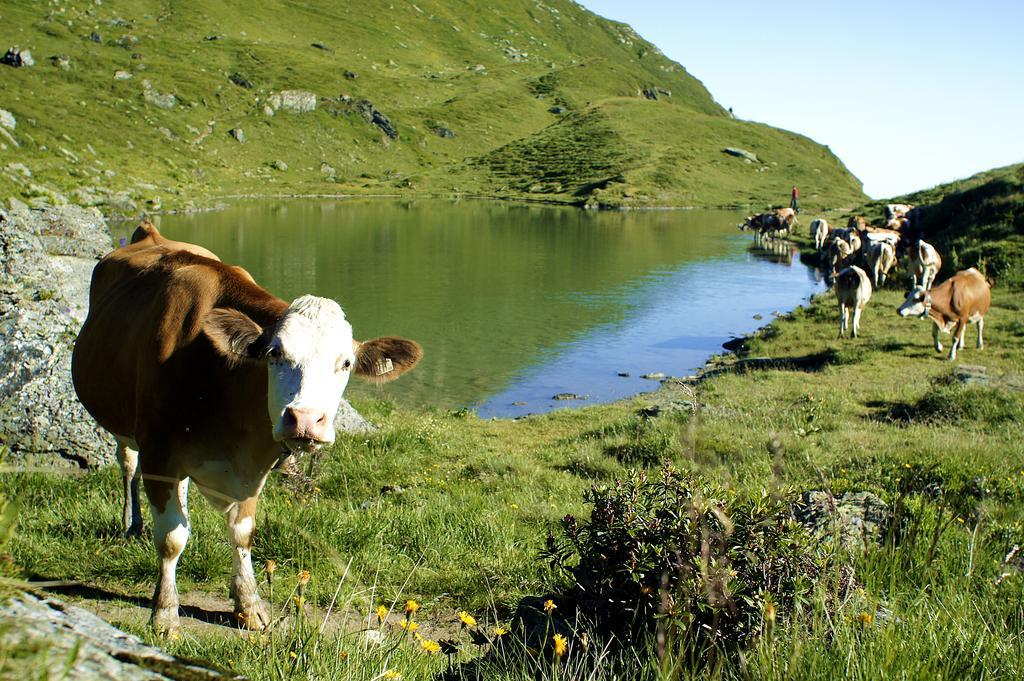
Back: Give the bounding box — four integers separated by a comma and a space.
71, 223, 422, 637
884, 203, 914, 221
835, 265, 872, 338
810, 218, 830, 250
867, 241, 897, 288
909, 240, 942, 290
897, 268, 991, 360
741, 210, 793, 238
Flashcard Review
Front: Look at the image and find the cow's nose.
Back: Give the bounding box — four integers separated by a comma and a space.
282, 407, 331, 442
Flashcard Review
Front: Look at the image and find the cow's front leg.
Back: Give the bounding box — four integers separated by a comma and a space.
146, 476, 190, 638
977, 318, 985, 350
227, 497, 271, 630
949, 322, 965, 361
115, 437, 143, 537
852, 306, 862, 338
932, 323, 943, 353
838, 304, 848, 339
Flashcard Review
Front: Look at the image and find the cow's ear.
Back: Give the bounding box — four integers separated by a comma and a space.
353, 337, 422, 383
204, 308, 268, 364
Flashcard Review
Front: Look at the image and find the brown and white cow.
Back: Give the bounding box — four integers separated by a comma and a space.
897, 267, 991, 360
867, 241, 897, 288
72, 223, 422, 637
908, 239, 942, 290
835, 265, 873, 338
810, 218, 830, 250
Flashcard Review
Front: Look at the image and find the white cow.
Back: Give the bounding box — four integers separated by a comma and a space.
909, 240, 942, 290
835, 265, 872, 338
810, 218, 830, 250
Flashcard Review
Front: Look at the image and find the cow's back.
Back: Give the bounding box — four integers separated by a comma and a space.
72, 231, 284, 443
948, 269, 991, 319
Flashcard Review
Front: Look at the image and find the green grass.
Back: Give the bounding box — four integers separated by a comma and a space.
0, 0, 866, 212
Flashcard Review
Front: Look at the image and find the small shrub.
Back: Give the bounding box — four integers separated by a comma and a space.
544, 464, 841, 657
914, 384, 1024, 425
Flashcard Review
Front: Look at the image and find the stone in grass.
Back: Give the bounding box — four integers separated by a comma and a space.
794, 490, 889, 549
229, 127, 245, 143
640, 372, 665, 380
270, 159, 288, 171
552, 393, 587, 401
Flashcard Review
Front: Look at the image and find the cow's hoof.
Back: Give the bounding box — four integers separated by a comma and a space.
124, 524, 144, 540
152, 607, 181, 639
236, 600, 271, 630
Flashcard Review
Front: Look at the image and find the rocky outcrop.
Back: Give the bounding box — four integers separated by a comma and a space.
1, 47, 34, 68
354, 100, 398, 139
268, 90, 316, 113
0, 593, 240, 680
794, 490, 889, 548
0, 201, 115, 467
723, 147, 760, 163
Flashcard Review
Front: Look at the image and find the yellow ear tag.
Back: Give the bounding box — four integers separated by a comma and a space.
374, 357, 394, 376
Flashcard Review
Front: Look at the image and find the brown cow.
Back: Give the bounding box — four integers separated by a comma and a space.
72, 223, 422, 637
897, 267, 991, 360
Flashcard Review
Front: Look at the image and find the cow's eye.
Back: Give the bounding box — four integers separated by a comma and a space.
337, 357, 352, 372
268, 346, 282, 361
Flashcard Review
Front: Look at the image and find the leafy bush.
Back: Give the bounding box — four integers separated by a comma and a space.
544, 464, 842, 656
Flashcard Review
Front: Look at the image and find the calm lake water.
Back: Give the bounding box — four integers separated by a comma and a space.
113, 200, 824, 417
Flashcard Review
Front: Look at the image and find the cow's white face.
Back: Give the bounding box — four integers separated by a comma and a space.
898, 287, 930, 318
266, 296, 354, 451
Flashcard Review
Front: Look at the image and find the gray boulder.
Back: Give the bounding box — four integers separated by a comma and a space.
1, 47, 34, 67
0, 109, 14, 131
269, 90, 317, 113
0, 202, 115, 467
723, 147, 760, 163
229, 127, 245, 143
0, 593, 239, 680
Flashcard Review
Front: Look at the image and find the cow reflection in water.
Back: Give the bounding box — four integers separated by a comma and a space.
749, 233, 798, 266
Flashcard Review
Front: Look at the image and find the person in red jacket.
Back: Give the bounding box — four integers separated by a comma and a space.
790, 185, 799, 213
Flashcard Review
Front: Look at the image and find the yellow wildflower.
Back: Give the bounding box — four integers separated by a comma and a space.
509, 503, 519, 510
458, 610, 477, 628
405, 599, 421, 615
265, 560, 277, 575
297, 570, 311, 586
399, 619, 419, 632
340, 650, 349, 661
493, 626, 508, 637
382, 671, 402, 680
293, 595, 305, 608
552, 633, 568, 657
289, 651, 297, 659
375, 605, 389, 622
421, 639, 441, 655
858, 612, 874, 626
543, 599, 557, 614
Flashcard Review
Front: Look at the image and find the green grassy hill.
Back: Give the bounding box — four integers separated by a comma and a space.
0, 0, 866, 212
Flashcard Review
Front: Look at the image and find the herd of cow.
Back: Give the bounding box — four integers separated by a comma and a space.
743, 203, 992, 360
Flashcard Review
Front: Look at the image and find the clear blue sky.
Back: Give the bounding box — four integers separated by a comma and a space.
578, 0, 1024, 199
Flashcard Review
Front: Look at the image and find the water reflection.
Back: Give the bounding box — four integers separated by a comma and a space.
114, 200, 823, 415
